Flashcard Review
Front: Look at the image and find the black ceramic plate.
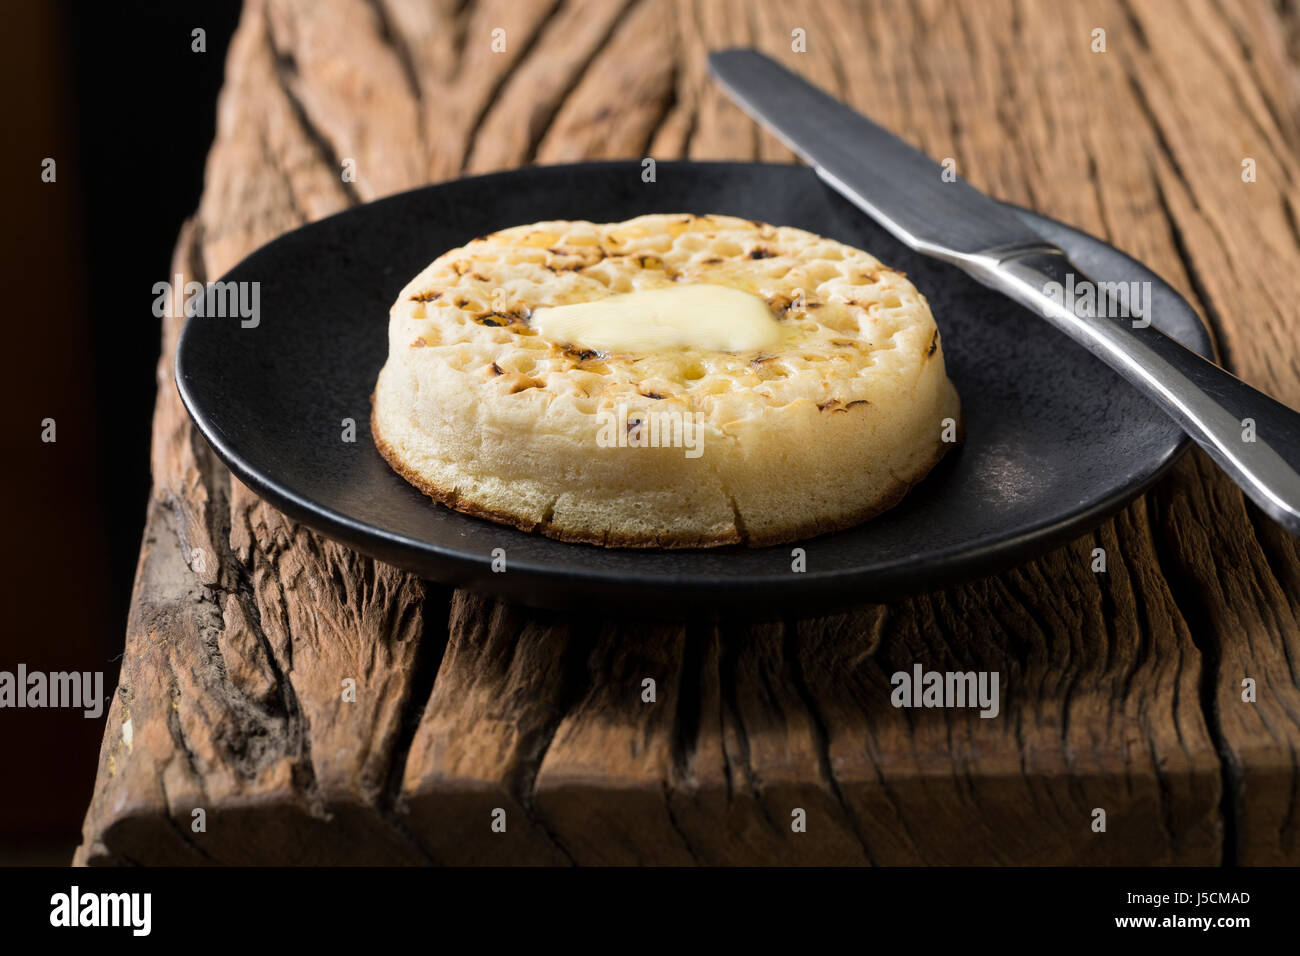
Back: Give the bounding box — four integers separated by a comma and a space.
176, 161, 1211, 615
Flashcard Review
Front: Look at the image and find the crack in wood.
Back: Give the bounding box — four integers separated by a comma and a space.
524, 0, 638, 165
1143, 464, 1235, 865
458, 0, 565, 175
367, 0, 426, 113
264, 3, 363, 207
783, 620, 879, 865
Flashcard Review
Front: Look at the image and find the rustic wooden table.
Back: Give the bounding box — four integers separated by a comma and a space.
76, 0, 1300, 865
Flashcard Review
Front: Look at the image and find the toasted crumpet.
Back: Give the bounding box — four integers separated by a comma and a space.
372, 213, 961, 547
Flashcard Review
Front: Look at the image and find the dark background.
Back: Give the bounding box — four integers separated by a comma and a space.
0, 0, 240, 863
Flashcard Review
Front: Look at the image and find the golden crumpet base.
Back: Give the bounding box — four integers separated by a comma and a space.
371, 213, 962, 548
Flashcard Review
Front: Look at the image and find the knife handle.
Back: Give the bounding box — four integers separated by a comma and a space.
965, 248, 1300, 534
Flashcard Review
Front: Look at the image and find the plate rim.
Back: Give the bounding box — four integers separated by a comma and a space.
175, 159, 1212, 611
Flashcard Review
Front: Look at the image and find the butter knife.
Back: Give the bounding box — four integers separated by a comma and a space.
709, 48, 1300, 534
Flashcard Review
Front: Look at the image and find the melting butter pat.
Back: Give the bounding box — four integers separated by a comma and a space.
531, 284, 780, 353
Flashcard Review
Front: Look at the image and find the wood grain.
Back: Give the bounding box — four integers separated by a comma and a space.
77, 0, 1300, 865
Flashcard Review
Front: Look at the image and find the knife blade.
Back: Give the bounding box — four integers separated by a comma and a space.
708, 48, 1300, 535
708, 48, 1048, 263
